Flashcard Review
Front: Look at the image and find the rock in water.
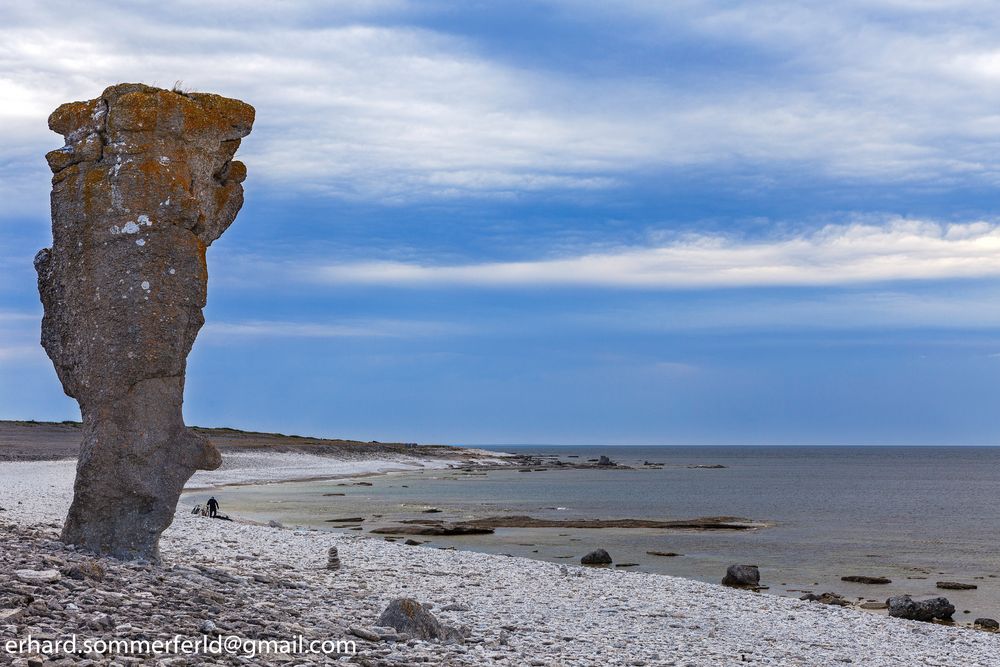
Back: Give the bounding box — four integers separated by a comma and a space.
936, 581, 977, 590
580, 549, 613, 565
722, 564, 761, 589
886, 595, 955, 622
376, 598, 463, 642
841, 575, 892, 585
36, 84, 254, 561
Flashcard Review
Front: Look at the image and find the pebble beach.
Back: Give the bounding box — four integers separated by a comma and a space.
2, 458, 999, 666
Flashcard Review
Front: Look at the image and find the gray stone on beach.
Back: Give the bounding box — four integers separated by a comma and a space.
349, 625, 381, 642
376, 597, 464, 643
886, 595, 955, 622
722, 564, 760, 589
974, 617, 999, 630
15, 569, 61, 584
36, 83, 254, 561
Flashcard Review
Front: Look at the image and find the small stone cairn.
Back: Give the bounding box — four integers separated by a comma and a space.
327, 546, 341, 570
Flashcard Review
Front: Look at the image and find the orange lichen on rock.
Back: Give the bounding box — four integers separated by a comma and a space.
35, 83, 254, 561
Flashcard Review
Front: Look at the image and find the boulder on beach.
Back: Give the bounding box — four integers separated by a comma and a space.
886, 595, 955, 622
722, 564, 760, 589
581, 549, 613, 565
841, 575, 891, 585
376, 597, 464, 643
974, 618, 999, 630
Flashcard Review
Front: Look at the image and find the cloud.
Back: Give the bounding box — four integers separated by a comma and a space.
309, 219, 1000, 289
576, 288, 1000, 334
0, 2, 657, 213
200, 318, 468, 340
5, 0, 1000, 216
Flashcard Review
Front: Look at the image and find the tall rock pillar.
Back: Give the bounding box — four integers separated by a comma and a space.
35, 84, 254, 561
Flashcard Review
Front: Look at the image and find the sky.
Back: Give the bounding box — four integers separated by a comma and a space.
3, 0, 1000, 445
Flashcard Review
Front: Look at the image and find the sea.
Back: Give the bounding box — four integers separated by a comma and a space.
203, 445, 1000, 621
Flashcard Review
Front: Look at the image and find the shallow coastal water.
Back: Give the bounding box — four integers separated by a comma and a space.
197, 445, 1000, 621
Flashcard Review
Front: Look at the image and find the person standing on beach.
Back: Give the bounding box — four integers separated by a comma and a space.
207, 496, 220, 518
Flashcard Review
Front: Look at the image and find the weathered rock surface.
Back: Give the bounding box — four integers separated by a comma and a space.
722, 564, 761, 589
376, 597, 464, 643
886, 595, 955, 622
974, 617, 999, 630
35, 83, 254, 561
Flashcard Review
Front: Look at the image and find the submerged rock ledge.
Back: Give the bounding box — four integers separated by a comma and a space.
403, 514, 765, 530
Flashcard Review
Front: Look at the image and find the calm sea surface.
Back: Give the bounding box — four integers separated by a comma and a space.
203, 446, 1000, 621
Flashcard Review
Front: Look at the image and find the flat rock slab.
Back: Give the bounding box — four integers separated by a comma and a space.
842, 576, 892, 585
15, 568, 61, 584
937, 581, 977, 590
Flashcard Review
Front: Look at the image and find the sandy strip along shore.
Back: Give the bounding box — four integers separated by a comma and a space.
1, 457, 999, 666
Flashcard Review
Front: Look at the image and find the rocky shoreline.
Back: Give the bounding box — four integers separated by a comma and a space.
2, 458, 1000, 665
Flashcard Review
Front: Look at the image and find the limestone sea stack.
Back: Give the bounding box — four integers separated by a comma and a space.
35, 84, 254, 561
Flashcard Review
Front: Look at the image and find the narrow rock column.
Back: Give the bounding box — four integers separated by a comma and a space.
35, 84, 254, 561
